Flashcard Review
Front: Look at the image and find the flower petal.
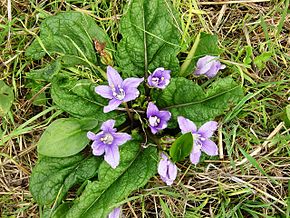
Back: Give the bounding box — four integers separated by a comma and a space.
159, 110, 171, 122
177, 116, 197, 134
104, 145, 120, 169
91, 141, 105, 156
205, 61, 221, 78
198, 121, 218, 138
190, 150, 201, 165
107, 66, 123, 87
122, 77, 144, 89
201, 139, 218, 156
149, 126, 158, 134
101, 119, 116, 132
158, 159, 168, 178
87, 131, 97, 140
123, 88, 140, 102
146, 102, 159, 118
168, 162, 177, 181
108, 207, 121, 218
95, 85, 112, 99
113, 132, 131, 146
104, 99, 122, 113
194, 55, 215, 76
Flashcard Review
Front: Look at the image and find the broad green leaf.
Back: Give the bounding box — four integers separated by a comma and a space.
26, 12, 113, 67
26, 59, 62, 82
25, 61, 61, 106
52, 203, 72, 218
180, 32, 222, 77
170, 132, 193, 162
51, 74, 125, 122
65, 141, 158, 218
30, 154, 102, 206
0, 81, 14, 117
153, 77, 243, 127
116, 0, 181, 77
37, 118, 91, 157
26, 83, 47, 106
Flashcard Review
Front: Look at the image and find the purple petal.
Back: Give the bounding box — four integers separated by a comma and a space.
201, 139, 218, 156
205, 61, 221, 78
147, 68, 171, 89
101, 119, 116, 132
104, 99, 122, 113
122, 77, 144, 89
113, 132, 131, 146
91, 141, 105, 156
190, 150, 201, 165
87, 131, 97, 141
194, 56, 215, 76
158, 159, 168, 178
177, 116, 197, 134
149, 126, 158, 134
198, 121, 218, 138
168, 162, 177, 181
160, 152, 168, 161
159, 110, 171, 122
95, 85, 112, 99
107, 66, 123, 88
163, 176, 174, 186
122, 88, 140, 102
104, 145, 120, 169
146, 102, 159, 118
108, 207, 121, 218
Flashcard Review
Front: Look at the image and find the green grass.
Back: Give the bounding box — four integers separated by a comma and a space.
1, 0, 290, 217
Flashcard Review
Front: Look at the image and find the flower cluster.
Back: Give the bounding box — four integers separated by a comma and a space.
88, 56, 224, 191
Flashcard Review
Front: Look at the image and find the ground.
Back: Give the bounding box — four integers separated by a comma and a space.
0, 0, 289, 217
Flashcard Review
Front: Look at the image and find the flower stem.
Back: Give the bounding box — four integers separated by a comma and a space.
123, 102, 133, 122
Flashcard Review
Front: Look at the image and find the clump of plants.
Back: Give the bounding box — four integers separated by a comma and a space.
27, 0, 243, 217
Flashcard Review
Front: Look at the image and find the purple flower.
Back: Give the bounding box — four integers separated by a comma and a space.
177, 116, 218, 165
147, 67, 171, 89
158, 152, 177, 186
95, 66, 144, 113
146, 102, 171, 134
108, 207, 121, 218
194, 55, 226, 78
87, 119, 131, 169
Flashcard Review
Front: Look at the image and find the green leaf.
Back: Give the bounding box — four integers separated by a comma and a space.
180, 32, 222, 77
65, 141, 158, 218
37, 118, 90, 157
116, 0, 181, 77
0, 81, 14, 117
30, 154, 102, 206
26, 12, 113, 67
253, 52, 272, 70
51, 203, 72, 218
170, 132, 193, 162
51, 74, 124, 121
153, 77, 243, 127
26, 59, 62, 82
